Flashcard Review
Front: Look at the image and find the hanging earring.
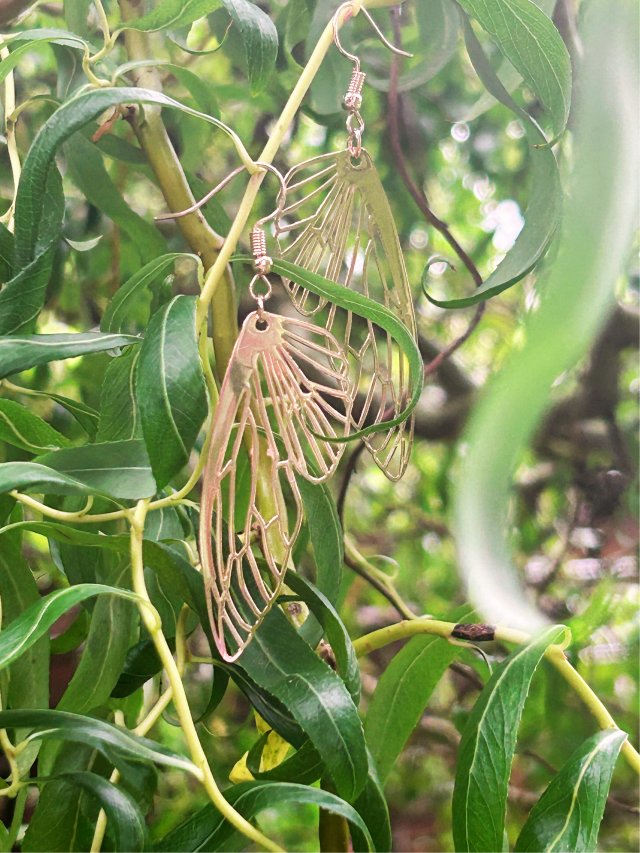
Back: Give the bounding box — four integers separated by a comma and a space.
198, 172, 354, 661
273, 2, 418, 482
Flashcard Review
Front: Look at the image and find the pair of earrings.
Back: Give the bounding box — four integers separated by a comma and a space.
191, 5, 418, 661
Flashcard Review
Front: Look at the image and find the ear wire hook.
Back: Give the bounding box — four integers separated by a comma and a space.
331, 2, 413, 71
154, 161, 286, 222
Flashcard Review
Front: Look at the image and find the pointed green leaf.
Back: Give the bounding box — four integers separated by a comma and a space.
3, 384, 99, 437
452, 626, 564, 852
297, 476, 344, 602
365, 634, 460, 785
119, 0, 222, 32
222, 0, 278, 94
96, 348, 142, 442
101, 253, 201, 334
137, 295, 207, 489
0, 461, 100, 497
35, 439, 156, 499
0, 584, 142, 671
0, 524, 49, 712
157, 781, 373, 852
55, 772, 146, 853
0, 332, 138, 379
515, 729, 627, 852
0, 709, 198, 776
0, 399, 72, 453
456, 0, 571, 138
240, 604, 368, 802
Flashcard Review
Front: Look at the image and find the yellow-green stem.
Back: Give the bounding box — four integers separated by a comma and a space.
352, 617, 640, 775
129, 500, 282, 852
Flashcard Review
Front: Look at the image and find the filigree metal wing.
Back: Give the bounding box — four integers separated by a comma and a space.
274, 148, 417, 480
199, 310, 352, 661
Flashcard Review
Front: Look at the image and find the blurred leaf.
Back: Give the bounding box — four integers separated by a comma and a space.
222, 0, 278, 94
114, 61, 219, 115
514, 729, 627, 852
297, 476, 344, 603
55, 772, 146, 853
0, 584, 142, 671
0, 525, 49, 711
64, 135, 165, 263
156, 780, 373, 851
101, 253, 201, 334
239, 604, 368, 802
453, 0, 639, 629
0, 399, 73, 453
137, 295, 207, 489
96, 348, 142, 442
64, 235, 102, 251
457, 0, 571, 138
0, 709, 198, 775
35, 439, 156, 500
0, 331, 138, 380
364, 633, 460, 785
452, 626, 564, 852
119, 0, 222, 32
0, 30, 88, 85
64, 0, 92, 38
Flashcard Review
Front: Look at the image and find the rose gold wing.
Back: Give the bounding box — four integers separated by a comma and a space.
199, 310, 352, 661
275, 148, 417, 481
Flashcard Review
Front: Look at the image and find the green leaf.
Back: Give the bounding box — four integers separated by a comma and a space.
461, 0, 557, 121
23, 744, 99, 852
0, 332, 138, 380
101, 253, 201, 334
64, 134, 165, 263
34, 439, 156, 500
456, 0, 571, 139
0, 399, 72, 453
515, 729, 627, 852
423, 18, 562, 308
3, 384, 99, 437
297, 476, 344, 602
113, 61, 219, 116
0, 461, 99, 497
57, 571, 136, 715
285, 572, 360, 703
452, 626, 564, 852
55, 772, 146, 853
239, 604, 368, 802
96, 348, 142, 442
364, 634, 460, 785
64, 0, 92, 38
240, 257, 424, 443
353, 760, 392, 853
0, 584, 143, 671
222, 0, 278, 94
137, 295, 207, 489
0, 709, 198, 776
0, 30, 88, 86
119, 0, 222, 32
0, 169, 64, 335
0, 222, 14, 280
0, 525, 49, 712
453, 0, 639, 631
156, 780, 373, 852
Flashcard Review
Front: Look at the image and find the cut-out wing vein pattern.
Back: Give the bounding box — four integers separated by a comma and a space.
275, 148, 417, 480
199, 310, 352, 661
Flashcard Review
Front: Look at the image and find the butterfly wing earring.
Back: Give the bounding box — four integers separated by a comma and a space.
197, 172, 354, 660
274, 3, 418, 481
